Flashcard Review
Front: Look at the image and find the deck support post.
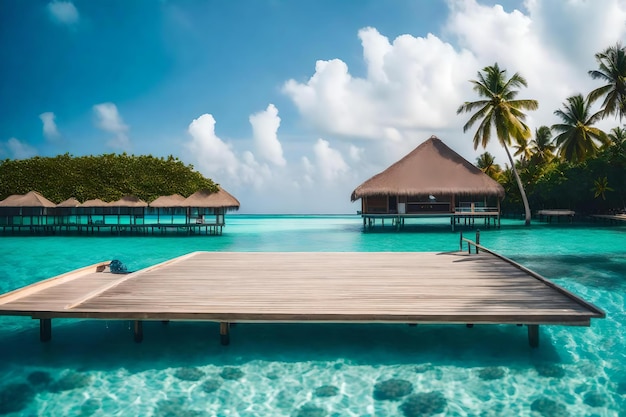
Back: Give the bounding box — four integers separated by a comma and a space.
220, 322, 230, 345
475, 230, 480, 254
134, 320, 143, 343
528, 324, 539, 348
40, 318, 52, 342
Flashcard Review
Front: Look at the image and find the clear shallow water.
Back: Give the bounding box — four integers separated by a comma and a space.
0, 215, 624, 416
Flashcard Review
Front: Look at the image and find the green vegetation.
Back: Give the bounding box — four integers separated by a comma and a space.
457, 63, 539, 225
466, 42, 626, 217
0, 153, 217, 203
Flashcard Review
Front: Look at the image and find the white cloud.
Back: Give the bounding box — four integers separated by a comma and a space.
283, 27, 476, 141
313, 139, 349, 182
249, 104, 286, 166
186, 114, 239, 178
349, 145, 364, 162
39, 112, 60, 140
4, 138, 37, 159
47, 1, 79, 25
93, 102, 131, 151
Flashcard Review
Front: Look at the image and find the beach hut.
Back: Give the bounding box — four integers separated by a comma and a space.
148, 194, 187, 225
0, 191, 56, 229
351, 136, 505, 229
183, 187, 240, 232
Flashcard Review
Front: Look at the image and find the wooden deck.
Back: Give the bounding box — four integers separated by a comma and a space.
592, 214, 626, 223
0, 249, 604, 347
362, 211, 501, 231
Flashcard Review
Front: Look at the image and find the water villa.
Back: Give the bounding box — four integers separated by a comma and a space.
0, 237, 604, 348
0, 187, 240, 236
351, 136, 504, 230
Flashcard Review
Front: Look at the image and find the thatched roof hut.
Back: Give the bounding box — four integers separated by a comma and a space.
183, 187, 240, 211
149, 194, 186, 208
351, 136, 504, 201
109, 195, 148, 207
80, 199, 110, 208
56, 197, 81, 208
0, 191, 56, 207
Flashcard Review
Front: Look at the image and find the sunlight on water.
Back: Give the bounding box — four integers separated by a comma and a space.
0, 215, 624, 416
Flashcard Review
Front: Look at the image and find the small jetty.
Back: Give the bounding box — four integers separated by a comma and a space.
0, 238, 604, 349
536, 209, 575, 223
591, 213, 626, 224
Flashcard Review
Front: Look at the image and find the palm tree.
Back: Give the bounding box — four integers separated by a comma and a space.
529, 126, 556, 164
513, 137, 533, 162
604, 126, 626, 167
588, 42, 626, 120
552, 94, 608, 163
457, 63, 538, 225
592, 176, 613, 200
475, 152, 501, 180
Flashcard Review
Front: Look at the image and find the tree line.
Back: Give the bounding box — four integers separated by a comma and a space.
0, 153, 218, 204
458, 42, 626, 224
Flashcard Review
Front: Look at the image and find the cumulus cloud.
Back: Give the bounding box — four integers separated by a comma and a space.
249, 104, 286, 166
186, 114, 239, 178
93, 102, 130, 151
3, 138, 37, 159
313, 139, 349, 182
39, 112, 60, 140
283, 27, 476, 141
47, 1, 79, 25
349, 145, 364, 162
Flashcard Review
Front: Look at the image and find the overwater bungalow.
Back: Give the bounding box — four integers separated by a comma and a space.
147, 194, 187, 226
0, 191, 56, 232
109, 196, 148, 227
56, 197, 81, 230
0, 187, 240, 235
351, 136, 505, 230
182, 187, 240, 235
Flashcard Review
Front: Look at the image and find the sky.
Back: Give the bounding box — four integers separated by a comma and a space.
1, 0, 625, 213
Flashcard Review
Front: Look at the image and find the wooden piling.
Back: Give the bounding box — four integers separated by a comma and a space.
40, 318, 51, 342
134, 320, 143, 343
475, 230, 480, 254
220, 322, 230, 345
528, 324, 539, 348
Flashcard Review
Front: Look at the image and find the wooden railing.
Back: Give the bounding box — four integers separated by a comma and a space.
456, 232, 605, 319
460, 230, 481, 254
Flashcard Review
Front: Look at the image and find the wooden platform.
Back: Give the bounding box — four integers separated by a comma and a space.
592, 214, 626, 223
362, 211, 500, 231
0, 249, 604, 347
537, 209, 575, 223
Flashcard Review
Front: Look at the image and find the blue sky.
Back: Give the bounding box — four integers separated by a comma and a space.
1, 0, 625, 213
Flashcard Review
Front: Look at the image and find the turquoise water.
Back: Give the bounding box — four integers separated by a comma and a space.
0, 215, 624, 416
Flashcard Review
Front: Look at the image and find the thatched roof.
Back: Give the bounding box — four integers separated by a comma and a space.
108, 195, 148, 207
0, 191, 56, 207
149, 194, 186, 208
0, 194, 24, 207
351, 136, 505, 201
56, 197, 81, 208
183, 187, 240, 210
80, 199, 110, 208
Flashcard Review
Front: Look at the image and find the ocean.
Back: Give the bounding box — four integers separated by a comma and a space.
0, 215, 624, 416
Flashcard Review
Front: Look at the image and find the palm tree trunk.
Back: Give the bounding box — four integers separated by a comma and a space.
503, 144, 531, 225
